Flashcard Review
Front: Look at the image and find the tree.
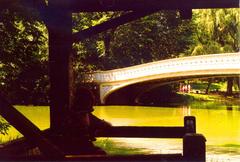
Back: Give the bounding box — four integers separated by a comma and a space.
0, 9, 49, 104
190, 9, 239, 95
191, 9, 239, 55
72, 12, 116, 82
101, 11, 194, 69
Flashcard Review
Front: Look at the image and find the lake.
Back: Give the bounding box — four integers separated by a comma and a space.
0, 103, 239, 161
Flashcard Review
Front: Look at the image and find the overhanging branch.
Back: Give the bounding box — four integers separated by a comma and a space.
72, 10, 158, 43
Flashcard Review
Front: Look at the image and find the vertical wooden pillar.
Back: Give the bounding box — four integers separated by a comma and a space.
183, 133, 206, 161
47, 2, 73, 132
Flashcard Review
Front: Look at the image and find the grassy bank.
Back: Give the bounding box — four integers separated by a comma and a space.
171, 81, 239, 106
94, 139, 149, 155
178, 92, 240, 106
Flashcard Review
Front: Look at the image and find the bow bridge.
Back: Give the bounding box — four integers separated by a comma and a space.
84, 53, 240, 104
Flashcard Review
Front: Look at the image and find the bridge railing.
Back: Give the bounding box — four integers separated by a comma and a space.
84, 53, 240, 83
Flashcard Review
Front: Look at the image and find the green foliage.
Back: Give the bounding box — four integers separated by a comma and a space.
190, 9, 239, 55
0, 9, 49, 104
102, 11, 194, 69
189, 9, 239, 95
72, 11, 194, 71
191, 82, 221, 91
94, 138, 149, 155
0, 117, 10, 135
72, 12, 116, 75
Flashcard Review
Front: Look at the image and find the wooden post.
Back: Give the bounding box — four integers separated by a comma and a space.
184, 116, 196, 133
183, 133, 206, 161
47, 1, 73, 132
183, 116, 206, 161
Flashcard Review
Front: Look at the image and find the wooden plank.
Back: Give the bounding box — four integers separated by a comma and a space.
73, 10, 157, 42
0, 95, 64, 159
0, 153, 183, 161
66, 154, 183, 161
53, 0, 239, 12
96, 126, 186, 138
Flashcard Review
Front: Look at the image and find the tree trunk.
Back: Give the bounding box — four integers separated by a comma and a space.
103, 31, 112, 57
235, 77, 240, 90
226, 77, 233, 96
205, 79, 212, 94
101, 29, 116, 70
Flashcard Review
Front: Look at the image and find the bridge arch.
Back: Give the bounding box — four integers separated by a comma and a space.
84, 53, 240, 104
103, 74, 239, 105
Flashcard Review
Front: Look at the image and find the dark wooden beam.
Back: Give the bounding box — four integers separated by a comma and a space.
66, 154, 183, 161
0, 94, 64, 159
47, 2, 74, 132
5, 0, 47, 10
73, 10, 157, 42
52, 0, 239, 12
180, 9, 192, 19
96, 117, 196, 138
96, 126, 186, 138
73, 10, 156, 42
0, 0, 47, 15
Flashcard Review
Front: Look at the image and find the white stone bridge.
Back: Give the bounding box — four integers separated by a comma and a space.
84, 53, 240, 104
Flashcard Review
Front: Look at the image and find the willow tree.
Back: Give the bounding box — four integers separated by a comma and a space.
191, 9, 239, 95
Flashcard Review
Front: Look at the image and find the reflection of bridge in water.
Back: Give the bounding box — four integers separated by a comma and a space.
84, 53, 240, 104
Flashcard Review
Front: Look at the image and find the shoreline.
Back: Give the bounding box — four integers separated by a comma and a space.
136, 92, 240, 108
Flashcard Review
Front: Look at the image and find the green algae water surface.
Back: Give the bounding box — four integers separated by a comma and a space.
0, 104, 239, 161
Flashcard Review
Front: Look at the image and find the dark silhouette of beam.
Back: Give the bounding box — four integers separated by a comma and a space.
53, 0, 239, 12
96, 126, 186, 138
0, 94, 64, 159
95, 116, 196, 138
73, 10, 157, 42
180, 9, 192, 19
0, 0, 47, 10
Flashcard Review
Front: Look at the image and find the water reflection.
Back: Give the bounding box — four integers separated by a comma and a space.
226, 105, 233, 111
181, 105, 191, 116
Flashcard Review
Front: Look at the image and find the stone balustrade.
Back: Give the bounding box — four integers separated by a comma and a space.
84, 53, 240, 83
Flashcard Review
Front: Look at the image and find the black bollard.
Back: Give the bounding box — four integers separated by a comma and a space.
183, 133, 206, 161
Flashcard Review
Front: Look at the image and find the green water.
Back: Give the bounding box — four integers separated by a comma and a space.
0, 104, 239, 161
